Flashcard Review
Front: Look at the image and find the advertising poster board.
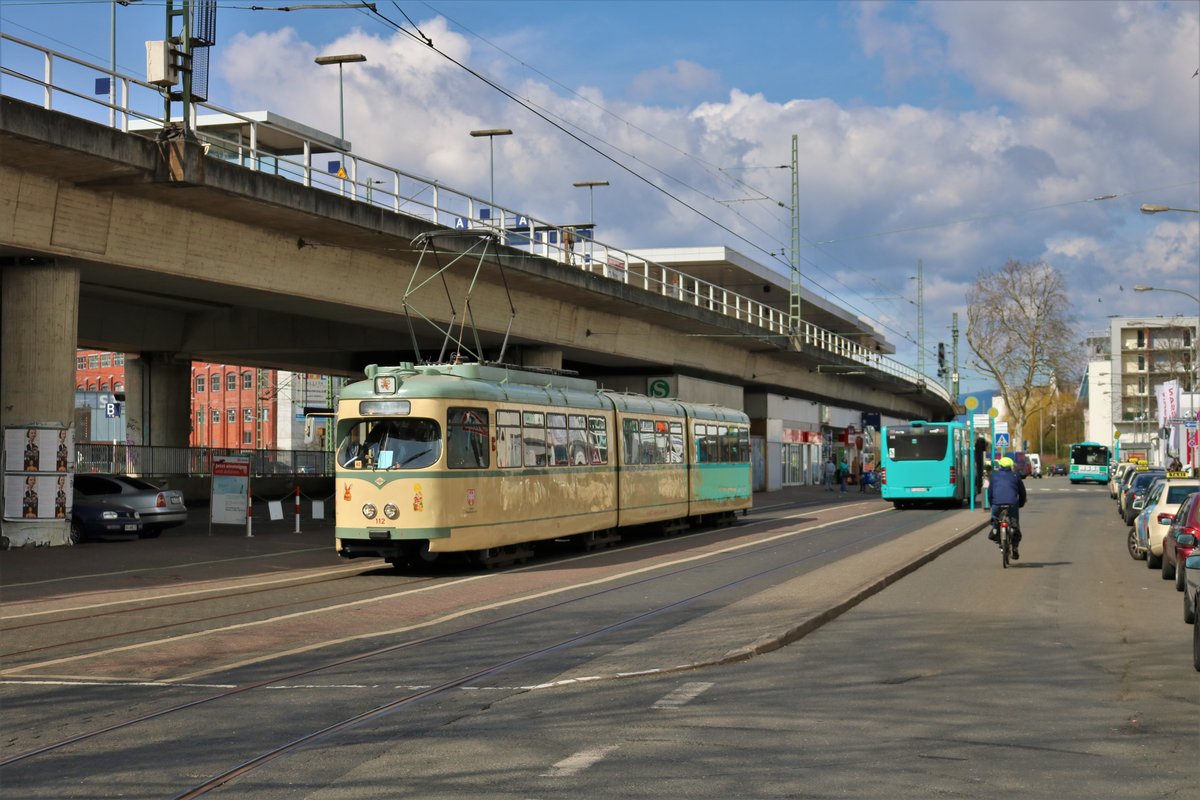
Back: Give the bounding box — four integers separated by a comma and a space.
210, 455, 250, 526
3, 426, 73, 521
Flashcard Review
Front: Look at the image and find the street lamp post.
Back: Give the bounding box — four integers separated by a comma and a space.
1140, 204, 1200, 214
314, 53, 367, 143
572, 180, 609, 227
573, 180, 608, 272
469, 128, 513, 220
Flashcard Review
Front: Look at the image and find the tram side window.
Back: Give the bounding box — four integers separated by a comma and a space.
695, 423, 719, 463
523, 411, 547, 467
738, 427, 750, 462
547, 413, 569, 466
721, 425, 740, 462
568, 414, 589, 466
623, 419, 641, 464
447, 407, 489, 469
496, 410, 522, 468
589, 416, 609, 464
668, 421, 684, 463
640, 419, 661, 464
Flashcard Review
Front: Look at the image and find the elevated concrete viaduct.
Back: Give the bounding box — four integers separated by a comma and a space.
0, 96, 953, 545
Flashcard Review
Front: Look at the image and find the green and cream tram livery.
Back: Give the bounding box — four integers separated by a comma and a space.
334, 362, 752, 567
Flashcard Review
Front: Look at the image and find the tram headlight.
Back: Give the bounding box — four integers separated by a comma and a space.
383, 503, 400, 520
361, 503, 378, 520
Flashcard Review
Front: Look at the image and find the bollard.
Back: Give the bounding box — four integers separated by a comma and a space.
246, 495, 253, 538
294, 485, 301, 533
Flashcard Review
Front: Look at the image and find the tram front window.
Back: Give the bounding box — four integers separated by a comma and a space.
337, 418, 442, 470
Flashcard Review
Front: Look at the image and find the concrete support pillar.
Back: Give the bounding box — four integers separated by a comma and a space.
124, 353, 192, 448
520, 347, 563, 372
1, 260, 79, 547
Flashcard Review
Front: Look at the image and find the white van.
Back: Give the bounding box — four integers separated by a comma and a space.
1028, 453, 1042, 478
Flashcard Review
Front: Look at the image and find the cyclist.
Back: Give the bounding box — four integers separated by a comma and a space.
987, 456, 1028, 559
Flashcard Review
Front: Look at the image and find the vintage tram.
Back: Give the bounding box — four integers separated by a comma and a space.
333, 362, 752, 567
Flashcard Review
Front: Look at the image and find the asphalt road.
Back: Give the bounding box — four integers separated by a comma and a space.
2, 483, 1194, 798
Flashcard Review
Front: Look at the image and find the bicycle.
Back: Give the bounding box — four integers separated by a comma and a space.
993, 504, 1016, 568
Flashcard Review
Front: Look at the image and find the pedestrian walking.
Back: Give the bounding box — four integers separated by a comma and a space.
838, 456, 849, 493
823, 457, 836, 491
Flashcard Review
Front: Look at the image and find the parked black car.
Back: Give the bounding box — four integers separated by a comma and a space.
70, 495, 143, 544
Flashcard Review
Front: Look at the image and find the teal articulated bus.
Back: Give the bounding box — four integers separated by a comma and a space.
881, 421, 971, 509
1068, 441, 1111, 484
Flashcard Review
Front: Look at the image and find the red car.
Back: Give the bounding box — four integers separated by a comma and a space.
1163, 493, 1200, 590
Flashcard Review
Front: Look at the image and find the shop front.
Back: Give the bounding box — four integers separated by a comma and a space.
781, 427, 822, 486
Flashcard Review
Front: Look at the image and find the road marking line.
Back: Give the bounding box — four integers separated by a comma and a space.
541, 745, 619, 777
652, 681, 714, 709
0, 547, 332, 590
0, 563, 375, 621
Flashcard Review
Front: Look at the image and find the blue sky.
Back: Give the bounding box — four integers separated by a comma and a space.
2, 0, 1198, 392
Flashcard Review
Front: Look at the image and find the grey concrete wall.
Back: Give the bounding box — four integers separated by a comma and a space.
1, 262, 79, 546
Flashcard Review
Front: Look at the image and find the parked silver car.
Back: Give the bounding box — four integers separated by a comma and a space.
73, 473, 187, 537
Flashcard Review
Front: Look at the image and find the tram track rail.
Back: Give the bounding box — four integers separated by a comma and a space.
0, 496, 840, 667
1, 501, 908, 786
0, 571, 436, 660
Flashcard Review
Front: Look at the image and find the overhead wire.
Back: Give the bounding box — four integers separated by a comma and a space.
406, 2, 1028, 360
381, 4, 931, 347
0, 0, 973, 351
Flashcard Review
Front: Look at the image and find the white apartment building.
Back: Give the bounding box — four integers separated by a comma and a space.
1086, 315, 1198, 466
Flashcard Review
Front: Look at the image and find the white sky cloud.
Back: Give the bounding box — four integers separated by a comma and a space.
210, 1, 1199, 382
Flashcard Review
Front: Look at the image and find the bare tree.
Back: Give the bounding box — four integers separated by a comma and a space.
966, 259, 1078, 450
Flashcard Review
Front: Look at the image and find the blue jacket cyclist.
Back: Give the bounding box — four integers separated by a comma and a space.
987, 456, 1027, 558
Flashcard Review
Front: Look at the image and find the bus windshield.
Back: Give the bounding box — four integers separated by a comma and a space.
337, 417, 442, 470
886, 426, 949, 461
1071, 445, 1108, 466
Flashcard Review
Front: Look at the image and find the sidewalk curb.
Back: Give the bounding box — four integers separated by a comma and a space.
545, 513, 994, 688
716, 516, 991, 666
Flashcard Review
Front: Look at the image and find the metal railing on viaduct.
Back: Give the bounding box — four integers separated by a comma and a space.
0, 32, 949, 405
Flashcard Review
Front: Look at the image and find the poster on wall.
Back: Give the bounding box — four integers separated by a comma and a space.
3, 425, 74, 521
4, 426, 73, 474
3, 474, 72, 520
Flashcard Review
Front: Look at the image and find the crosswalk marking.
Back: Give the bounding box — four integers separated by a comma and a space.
541, 745, 619, 777
652, 681, 714, 709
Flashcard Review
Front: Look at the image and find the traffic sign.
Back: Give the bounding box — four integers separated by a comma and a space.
964, 396, 979, 411
994, 432, 1010, 448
